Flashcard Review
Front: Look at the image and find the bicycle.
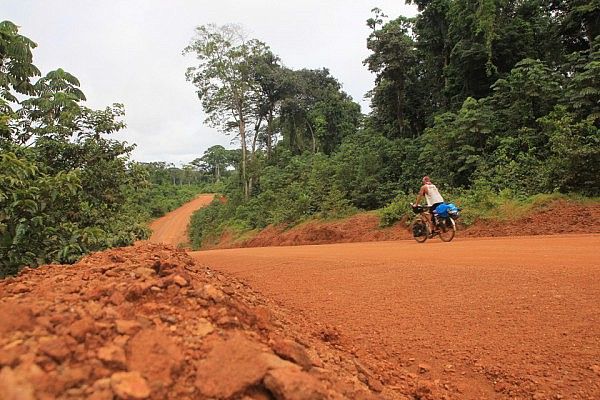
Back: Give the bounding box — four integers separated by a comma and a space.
409, 203, 458, 243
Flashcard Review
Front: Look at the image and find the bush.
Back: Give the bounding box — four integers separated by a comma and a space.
378, 193, 414, 227
188, 197, 232, 248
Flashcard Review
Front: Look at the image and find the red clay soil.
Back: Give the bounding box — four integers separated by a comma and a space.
0, 244, 384, 400
205, 200, 600, 250
148, 194, 214, 247
200, 213, 406, 250
4, 197, 600, 400
193, 235, 600, 400
462, 200, 600, 237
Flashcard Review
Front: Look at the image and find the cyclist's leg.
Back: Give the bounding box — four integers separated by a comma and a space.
429, 203, 442, 231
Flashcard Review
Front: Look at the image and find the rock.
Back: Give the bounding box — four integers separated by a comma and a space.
0, 343, 25, 367
418, 363, 431, 374
13, 361, 52, 396
195, 332, 295, 398
0, 303, 34, 334
98, 345, 127, 369
109, 291, 126, 306
272, 338, 313, 370
591, 365, 600, 375
114, 335, 130, 347
125, 283, 153, 301
353, 359, 383, 392
172, 274, 188, 287
159, 314, 178, 324
60, 365, 91, 388
201, 284, 225, 302
216, 315, 239, 327
93, 377, 112, 390
0, 366, 35, 400
133, 267, 155, 279
307, 351, 324, 368
127, 329, 183, 388
193, 319, 214, 338
89, 390, 114, 400
69, 317, 95, 342
85, 302, 103, 319
38, 337, 72, 362
11, 283, 31, 294
414, 380, 434, 398
115, 320, 142, 335
110, 371, 151, 399
110, 255, 125, 263
253, 306, 273, 330
263, 367, 328, 400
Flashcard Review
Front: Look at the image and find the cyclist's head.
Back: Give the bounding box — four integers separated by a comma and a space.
422, 176, 431, 184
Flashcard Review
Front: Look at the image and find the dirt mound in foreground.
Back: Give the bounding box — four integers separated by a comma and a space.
208, 200, 600, 249
0, 244, 391, 400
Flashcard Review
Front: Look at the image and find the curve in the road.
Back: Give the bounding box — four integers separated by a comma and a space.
148, 193, 214, 247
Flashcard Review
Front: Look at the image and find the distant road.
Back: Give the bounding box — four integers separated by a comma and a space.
148, 193, 214, 246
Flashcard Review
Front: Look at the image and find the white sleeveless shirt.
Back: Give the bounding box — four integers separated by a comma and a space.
424, 184, 444, 206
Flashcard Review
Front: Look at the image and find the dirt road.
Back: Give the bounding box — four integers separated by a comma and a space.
148, 196, 600, 398
148, 194, 213, 246
192, 236, 600, 399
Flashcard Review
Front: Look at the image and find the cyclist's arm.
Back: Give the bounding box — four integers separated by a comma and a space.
415, 185, 428, 205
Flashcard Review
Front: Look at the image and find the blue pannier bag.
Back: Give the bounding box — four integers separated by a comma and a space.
435, 203, 460, 219
447, 203, 460, 219
434, 203, 451, 217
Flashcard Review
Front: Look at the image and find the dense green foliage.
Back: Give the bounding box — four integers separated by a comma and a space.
187, 3, 599, 248
0, 22, 206, 277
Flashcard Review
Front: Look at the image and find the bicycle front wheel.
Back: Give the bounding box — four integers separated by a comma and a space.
411, 219, 429, 243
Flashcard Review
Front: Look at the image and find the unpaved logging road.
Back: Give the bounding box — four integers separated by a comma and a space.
154, 197, 600, 399
148, 194, 214, 246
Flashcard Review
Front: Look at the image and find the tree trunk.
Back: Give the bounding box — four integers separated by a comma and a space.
266, 110, 273, 160
239, 118, 249, 199
396, 83, 405, 137
306, 120, 317, 153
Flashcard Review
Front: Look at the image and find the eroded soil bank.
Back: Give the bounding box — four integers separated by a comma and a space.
204, 200, 600, 250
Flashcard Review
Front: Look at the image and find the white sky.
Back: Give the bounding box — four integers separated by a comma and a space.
3, 0, 416, 164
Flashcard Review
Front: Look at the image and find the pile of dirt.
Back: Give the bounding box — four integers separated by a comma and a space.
208, 200, 600, 249
0, 244, 403, 400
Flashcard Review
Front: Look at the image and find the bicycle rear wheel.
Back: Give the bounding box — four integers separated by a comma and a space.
437, 217, 456, 242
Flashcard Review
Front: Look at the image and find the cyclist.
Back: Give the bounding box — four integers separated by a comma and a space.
414, 176, 444, 233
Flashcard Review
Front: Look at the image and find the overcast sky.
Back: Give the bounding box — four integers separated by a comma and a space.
3, 1, 416, 164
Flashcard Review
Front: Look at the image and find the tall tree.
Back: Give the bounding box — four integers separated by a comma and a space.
192, 144, 231, 182
185, 24, 271, 198
280, 68, 360, 154
364, 15, 421, 138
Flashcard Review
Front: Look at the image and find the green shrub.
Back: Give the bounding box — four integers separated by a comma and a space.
378, 193, 414, 227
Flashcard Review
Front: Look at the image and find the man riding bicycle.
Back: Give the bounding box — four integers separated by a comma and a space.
414, 176, 444, 233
